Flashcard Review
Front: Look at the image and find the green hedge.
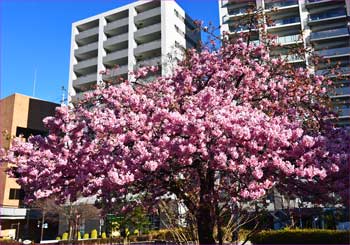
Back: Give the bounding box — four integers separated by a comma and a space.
59, 238, 123, 244
250, 229, 350, 244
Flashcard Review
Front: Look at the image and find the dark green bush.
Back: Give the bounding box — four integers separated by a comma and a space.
250, 229, 350, 244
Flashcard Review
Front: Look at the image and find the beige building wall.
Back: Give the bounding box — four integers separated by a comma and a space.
0, 94, 30, 207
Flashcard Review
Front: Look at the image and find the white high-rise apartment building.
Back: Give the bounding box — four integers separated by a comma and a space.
68, 0, 200, 102
219, 0, 350, 125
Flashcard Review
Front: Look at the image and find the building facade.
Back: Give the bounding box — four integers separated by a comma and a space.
219, 0, 350, 125
68, 0, 201, 102
0, 93, 59, 241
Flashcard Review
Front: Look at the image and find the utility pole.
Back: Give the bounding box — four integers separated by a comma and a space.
61, 86, 67, 106
40, 210, 46, 242
32, 69, 37, 97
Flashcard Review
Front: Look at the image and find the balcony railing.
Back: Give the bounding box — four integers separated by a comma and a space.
265, 0, 298, 9
310, 28, 350, 40
307, 0, 333, 4
76, 27, 99, 40
103, 49, 128, 63
134, 7, 161, 24
135, 23, 161, 38
280, 54, 304, 62
137, 57, 162, 67
73, 73, 97, 86
332, 86, 350, 97
134, 40, 161, 56
104, 17, 128, 33
309, 9, 346, 21
316, 47, 350, 58
229, 25, 257, 32
276, 34, 301, 44
271, 17, 300, 27
72, 91, 94, 103
104, 33, 128, 48
228, 7, 250, 16
222, 0, 255, 7
74, 57, 98, 71
337, 108, 350, 118
103, 65, 129, 79
316, 67, 350, 76
75, 42, 98, 56
251, 40, 260, 45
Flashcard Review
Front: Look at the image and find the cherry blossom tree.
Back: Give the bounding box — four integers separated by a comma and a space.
1, 36, 349, 244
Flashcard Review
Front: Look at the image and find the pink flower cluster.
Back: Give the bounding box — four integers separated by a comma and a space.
0, 38, 348, 214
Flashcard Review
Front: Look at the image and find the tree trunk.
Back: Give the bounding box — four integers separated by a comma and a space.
197, 168, 216, 244
197, 203, 216, 245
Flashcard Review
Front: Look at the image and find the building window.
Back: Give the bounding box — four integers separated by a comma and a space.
174, 25, 185, 37
16, 126, 47, 141
9, 188, 24, 200
174, 9, 185, 22
175, 41, 185, 51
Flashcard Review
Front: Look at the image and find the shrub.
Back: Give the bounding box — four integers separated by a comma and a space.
250, 229, 350, 244
0, 239, 20, 244
91, 229, 98, 239
62, 232, 68, 240
83, 233, 89, 239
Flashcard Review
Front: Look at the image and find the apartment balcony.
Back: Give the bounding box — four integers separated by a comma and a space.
103, 65, 129, 80
74, 42, 98, 59
221, 0, 230, 7
74, 57, 98, 72
134, 40, 161, 57
337, 108, 350, 118
135, 23, 161, 39
251, 40, 260, 45
310, 28, 350, 41
316, 47, 350, 58
73, 73, 97, 87
221, 0, 254, 7
72, 91, 93, 103
306, 0, 335, 7
137, 56, 162, 67
308, 9, 347, 24
134, 7, 161, 25
104, 33, 128, 49
269, 17, 301, 28
75, 27, 99, 44
276, 34, 301, 45
316, 67, 350, 77
280, 54, 304, 63
104, 17, 129, 34
229, 24, 258, 33
103, 48, 128, 64
330, 86, 350, 98
227, 7, 251, 16
265, 0, 298, 10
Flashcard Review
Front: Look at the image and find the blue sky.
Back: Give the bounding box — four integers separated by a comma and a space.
0, 0, 220, 103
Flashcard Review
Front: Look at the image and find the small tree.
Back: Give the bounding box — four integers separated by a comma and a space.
34, 198, 100, 240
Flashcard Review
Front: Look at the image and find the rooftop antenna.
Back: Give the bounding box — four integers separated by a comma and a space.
32, 69, 37, 97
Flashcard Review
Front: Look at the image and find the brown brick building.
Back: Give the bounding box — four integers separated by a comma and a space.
0, 93, 59, 241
